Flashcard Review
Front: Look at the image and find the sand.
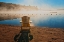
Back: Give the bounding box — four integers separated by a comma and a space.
0, 24, 64, 42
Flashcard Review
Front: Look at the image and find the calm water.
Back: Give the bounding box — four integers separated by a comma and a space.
0, 14, 64, 28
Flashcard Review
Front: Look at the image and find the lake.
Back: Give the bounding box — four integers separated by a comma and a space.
0, 14, 64, 28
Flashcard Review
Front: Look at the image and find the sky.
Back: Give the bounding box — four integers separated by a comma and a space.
0, 0, 64, 9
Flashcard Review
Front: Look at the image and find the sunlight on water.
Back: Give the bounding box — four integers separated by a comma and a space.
0, 13, 64, 28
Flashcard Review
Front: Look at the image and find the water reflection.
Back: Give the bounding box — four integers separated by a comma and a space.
0, 14, 64, 28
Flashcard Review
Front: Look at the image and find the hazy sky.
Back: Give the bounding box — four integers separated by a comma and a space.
0, 0, 64, 9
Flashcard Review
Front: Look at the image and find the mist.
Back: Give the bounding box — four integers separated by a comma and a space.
0, 1, 64, 28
